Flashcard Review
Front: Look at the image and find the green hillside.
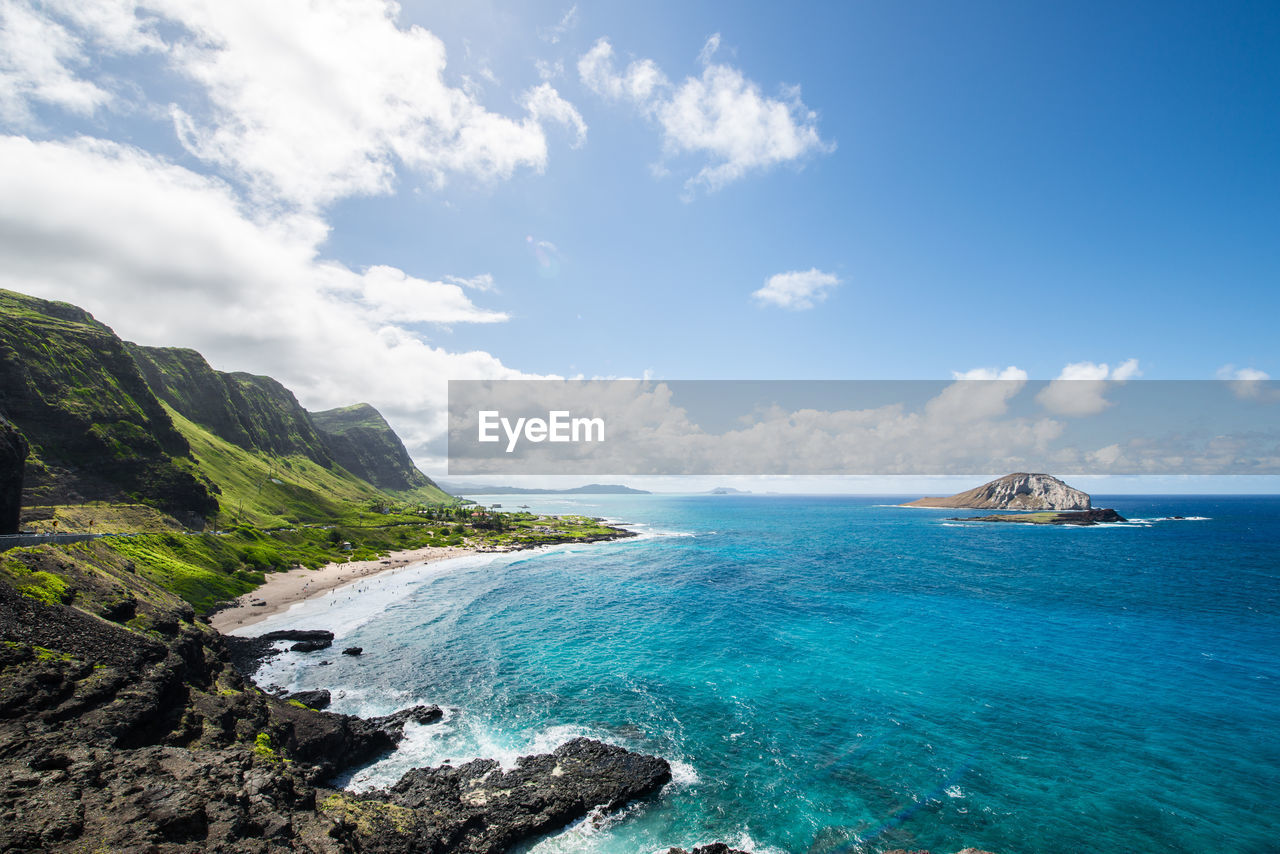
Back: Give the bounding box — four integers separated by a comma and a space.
163, 404, 456, 528
130, 345, 335, 465
0, 289, 218, 524
0, 288, 453, 532
311, 402, 449, 501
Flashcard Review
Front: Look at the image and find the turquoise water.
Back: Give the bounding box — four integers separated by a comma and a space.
253, 495, 1280, 853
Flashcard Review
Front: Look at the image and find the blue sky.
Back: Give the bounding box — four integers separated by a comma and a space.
0, 0, 1276, 480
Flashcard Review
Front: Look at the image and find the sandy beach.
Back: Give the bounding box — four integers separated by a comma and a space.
209, 545, 477, 633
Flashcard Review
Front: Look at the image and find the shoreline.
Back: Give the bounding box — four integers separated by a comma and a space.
209, 527, 641, 635
209, 545, 478, 633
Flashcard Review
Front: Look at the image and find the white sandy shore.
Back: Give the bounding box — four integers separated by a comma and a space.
209, 546, 477, 633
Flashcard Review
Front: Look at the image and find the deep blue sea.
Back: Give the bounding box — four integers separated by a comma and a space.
248, 495, 1280, 854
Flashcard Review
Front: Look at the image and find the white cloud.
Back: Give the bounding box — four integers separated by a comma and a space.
0, 0, 113, 124
1110, 357, 1142, 381
153, 0, 588, 208
578, 38, 667, 104
951, 366, 1029, 382
522, 81, 587, 147
0, 134, 535, 463
929, 367, 1028, 423
446, 273, 497, 293
1218, 365, 1277, 402
1036, 359, 1141, 416
537, 5, 578, 45
5, 0, 587, 209
752, 268, 840, 310
578, 35, 831, 196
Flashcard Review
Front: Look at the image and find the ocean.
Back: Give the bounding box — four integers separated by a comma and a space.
246, 494, 1280, 854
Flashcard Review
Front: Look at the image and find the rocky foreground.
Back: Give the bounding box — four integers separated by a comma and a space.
0, 576, 673, 852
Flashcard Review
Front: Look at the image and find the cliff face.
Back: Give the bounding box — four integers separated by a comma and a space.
0, 290, 218, 521
0, 417, 27, 534
129, 345, 334, 467
902, 473, 1092, 511
310, 403, 437, 493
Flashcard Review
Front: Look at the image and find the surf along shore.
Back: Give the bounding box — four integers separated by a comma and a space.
209, 545, 478, 633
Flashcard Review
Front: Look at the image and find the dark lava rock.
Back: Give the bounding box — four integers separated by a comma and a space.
326, 737, 671, 854
342, 646, 363, 656
224, 628, 337, 675
668, 845, 755, 854
267, 701, 444, 782
260, 629, 334, 643
948, 508, 1127, 526
286, 689, 332, 710
98, 595, 137, 623
291, 639, 332, 652
0, 415, 27, 535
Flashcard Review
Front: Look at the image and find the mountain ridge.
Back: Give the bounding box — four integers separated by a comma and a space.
0, 288, 450, 529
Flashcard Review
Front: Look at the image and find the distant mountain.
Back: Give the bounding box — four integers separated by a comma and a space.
0, 288, 450, 528
311, 403, 441, 494
901, 473, 1091, 510
708, 487, 750, 495
437, 481, 650, 495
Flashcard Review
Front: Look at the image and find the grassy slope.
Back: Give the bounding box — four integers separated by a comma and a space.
310, 403, 451, 503
2, 509, 629, 614
166, 404, 423, 529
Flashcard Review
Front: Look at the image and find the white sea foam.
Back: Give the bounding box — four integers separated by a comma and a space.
668, 759, 701, 787
1127, 516, 1211, 523
522, 802, 645, 853
232, 550, 500, 641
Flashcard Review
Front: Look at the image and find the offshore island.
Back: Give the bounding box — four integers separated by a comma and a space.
903, 472, 1128, 526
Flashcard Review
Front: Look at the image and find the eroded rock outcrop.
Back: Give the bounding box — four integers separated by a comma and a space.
325, 738, 671, 854
902, 472, 1091, 511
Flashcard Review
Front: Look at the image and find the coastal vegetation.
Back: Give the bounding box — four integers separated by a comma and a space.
0, 288, 672, 850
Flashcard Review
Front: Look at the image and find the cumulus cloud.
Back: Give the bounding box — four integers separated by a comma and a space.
0, 134, 535, 464
578, 34, 831, 196
927, 367, 1029, 423
1218, 365, 1278, 402
752, 268, 840, 310
4, 0, 586, 209
1036, 359, 1142, 416
0, 0, 113, 124
578, 38, 667, 104
951, 366, 1029, 382
159, 0, 587, 208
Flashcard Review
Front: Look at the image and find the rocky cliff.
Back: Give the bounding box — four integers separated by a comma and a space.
310, 403, 439, 493
0, 416, 27, 534
0, 289, 218, 522
902, 473, 1092, 510
0, 288, 453, 529
130, 345, 335, 467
